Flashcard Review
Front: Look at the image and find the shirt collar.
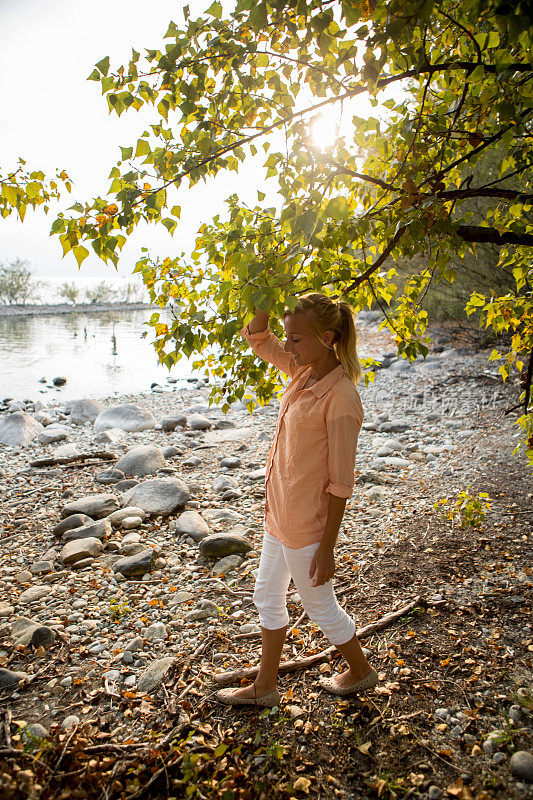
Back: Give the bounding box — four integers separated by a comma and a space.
301, 364, 346, 398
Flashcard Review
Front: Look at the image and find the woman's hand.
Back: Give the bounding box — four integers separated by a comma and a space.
309, 546, 335, 587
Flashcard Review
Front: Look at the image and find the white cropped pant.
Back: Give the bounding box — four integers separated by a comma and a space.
253, 532, 356, 646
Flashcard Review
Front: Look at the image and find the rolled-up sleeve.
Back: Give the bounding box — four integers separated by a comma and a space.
240, 323, 297, 377
325, 391, 364, 498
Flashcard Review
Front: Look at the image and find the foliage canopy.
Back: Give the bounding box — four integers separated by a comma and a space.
52, 0, 533, 460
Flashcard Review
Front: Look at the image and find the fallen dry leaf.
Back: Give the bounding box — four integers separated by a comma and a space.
293, 776, 311, 793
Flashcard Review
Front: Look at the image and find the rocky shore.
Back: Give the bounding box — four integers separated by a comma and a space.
0, 316, 531, 799
0, 301, 151, 318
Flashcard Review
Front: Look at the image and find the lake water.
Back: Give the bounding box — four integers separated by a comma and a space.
0, 309, 200, 400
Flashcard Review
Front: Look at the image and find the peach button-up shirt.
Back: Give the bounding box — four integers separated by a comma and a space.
241, 324, 364, 549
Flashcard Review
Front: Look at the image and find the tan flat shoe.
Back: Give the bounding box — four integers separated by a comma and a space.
216, 685, 280, 708
318, 668, 378, 697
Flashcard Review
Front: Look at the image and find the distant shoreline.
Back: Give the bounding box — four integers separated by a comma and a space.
0, 301, 152, 318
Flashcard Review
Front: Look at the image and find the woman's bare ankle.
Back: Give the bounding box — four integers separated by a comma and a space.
254, 678, 277, 694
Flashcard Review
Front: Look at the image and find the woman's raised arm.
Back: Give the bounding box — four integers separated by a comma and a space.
247, 308, 270, 334
240, 307, 298, 377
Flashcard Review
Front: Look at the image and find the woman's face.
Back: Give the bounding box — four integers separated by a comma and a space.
283, 312, 333, 366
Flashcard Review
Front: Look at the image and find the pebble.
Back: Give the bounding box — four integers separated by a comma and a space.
211, 554, 243, 576
61, 494, 119, 520
61, 715, 80, 731
108, 506, 148, 526
0, 668, 27, 689
170, 510, 210, 542
137, 657, 175, 692
510, 751, 533, 783
199, 532, 253, 559
121, 516, 143, 530
30, 560, 54, 576
145, 622, 167, 641
18, 585, 52, 604
61, 537, 103, 565
23, 723, 49, 740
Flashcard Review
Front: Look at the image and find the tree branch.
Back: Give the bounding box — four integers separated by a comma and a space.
456, 226, 533, 246
341, 226, 407, 293
435, 188, 533, 202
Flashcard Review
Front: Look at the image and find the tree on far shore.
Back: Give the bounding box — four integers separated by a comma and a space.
51, 0, 533, 463
0, 258, 41, 305
58, 281, 80, 305
85, 280, 116, 304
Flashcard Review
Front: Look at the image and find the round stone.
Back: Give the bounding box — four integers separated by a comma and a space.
510, 751, 533, 783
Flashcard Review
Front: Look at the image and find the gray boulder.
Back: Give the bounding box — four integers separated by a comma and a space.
52, 514, 92, 538
113, 549, 156, 577
190, 413, 212, 431
64, 398, 105, 425
12, 617, 41, 646
0, 412, 44, 446
378, 420, 410, 433
171, 510, 210, 542
211, 555, 243, 576
62, 518, 112, 543
30, 561, 54, 576
108, 506, 148, 526
220, 456, 241, 469
18, 586, 52, 605
115, 445, 166, 478
60, 537, 104, 565
61, 494, 119, 520
162, 445, 181, 458
246, 468, 266, 482
208, 508, 244, 523
161, 414, 187, 431
120, 542, 146, 556
93, 427, 126, 445
38, 424, 69, 444
122, 477, 189, 516
0, 668, 27, 689
199, 532, 253, 559
95, 468, 125, 485
212, 475, 239, 494
94, 404, 155, 432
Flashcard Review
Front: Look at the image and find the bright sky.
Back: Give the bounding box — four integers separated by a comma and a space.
0, 0, 264, 284
0, 0, 377, 289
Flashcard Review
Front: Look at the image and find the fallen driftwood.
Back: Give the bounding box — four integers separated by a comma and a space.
213, 595, 425, 685
30, 451, 115, 468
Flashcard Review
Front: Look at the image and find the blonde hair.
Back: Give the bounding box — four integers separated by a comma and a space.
284, 292, 363, 385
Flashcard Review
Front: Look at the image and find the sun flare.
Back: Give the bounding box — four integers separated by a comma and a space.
310, 112, 340, 150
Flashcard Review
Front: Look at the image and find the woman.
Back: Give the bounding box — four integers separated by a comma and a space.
216, 292, 377, 707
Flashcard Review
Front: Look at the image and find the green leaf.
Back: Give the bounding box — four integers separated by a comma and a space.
325, 196, 350, 220
95, 56, 110, 76
135, 139, 151, 157
73, 245, 90, 267
206, 1, 222, 18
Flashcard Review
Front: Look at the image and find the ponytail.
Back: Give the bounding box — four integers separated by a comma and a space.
335, 301, 363, 385
284, 293, 363, 385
